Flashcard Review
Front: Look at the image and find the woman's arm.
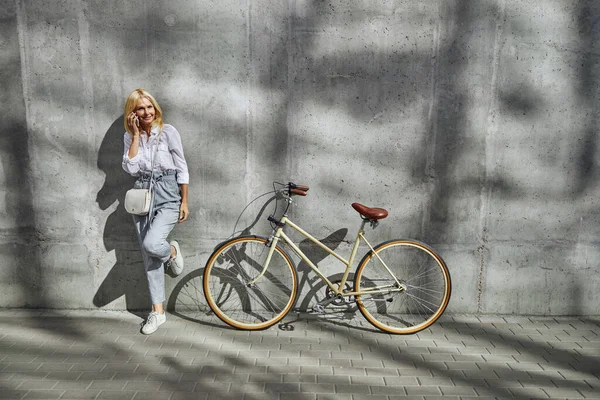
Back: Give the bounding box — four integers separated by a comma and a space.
126, 112, 141, 158
179, 184, 189, 222
128, 135, 140, 159
122, 133, 141, 175
122, 112, 143, 175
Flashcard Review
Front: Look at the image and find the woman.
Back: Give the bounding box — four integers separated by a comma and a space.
122, 88, 189, 334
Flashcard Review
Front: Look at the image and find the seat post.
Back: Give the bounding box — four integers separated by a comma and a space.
357, 218, 367, 236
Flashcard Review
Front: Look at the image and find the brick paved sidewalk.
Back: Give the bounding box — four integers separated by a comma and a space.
0, 309, 599, 400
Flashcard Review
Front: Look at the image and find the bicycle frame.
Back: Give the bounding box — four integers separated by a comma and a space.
248, 214, 404, 297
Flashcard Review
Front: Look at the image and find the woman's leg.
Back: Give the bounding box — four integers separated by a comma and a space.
133, 205, 178, 335
140, 205, 179, 305
132, 174, 181, 334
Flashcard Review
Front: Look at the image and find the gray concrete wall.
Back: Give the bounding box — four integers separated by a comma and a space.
1, 0, 599, 315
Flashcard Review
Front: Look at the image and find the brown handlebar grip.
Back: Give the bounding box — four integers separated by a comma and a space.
295, 184, 310, 191
290, 188, 307, 196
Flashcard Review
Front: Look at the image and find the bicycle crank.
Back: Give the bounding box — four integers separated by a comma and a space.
310, 281, 355, 313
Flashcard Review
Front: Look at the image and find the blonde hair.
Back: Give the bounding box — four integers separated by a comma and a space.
123, 88, 164, 134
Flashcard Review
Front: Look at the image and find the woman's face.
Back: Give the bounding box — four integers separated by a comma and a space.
134, 97, 155, 129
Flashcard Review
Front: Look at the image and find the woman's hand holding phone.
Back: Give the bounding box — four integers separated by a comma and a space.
128, 112, 141, 137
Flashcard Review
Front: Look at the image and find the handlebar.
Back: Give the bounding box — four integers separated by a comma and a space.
288, 182, 309, 196
290, 188, 307, 196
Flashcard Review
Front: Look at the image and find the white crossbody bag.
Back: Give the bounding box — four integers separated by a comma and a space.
124, 130, 163, 215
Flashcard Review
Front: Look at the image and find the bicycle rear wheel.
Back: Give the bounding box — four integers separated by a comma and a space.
203, 236, 298, 330
354, 239, 451, 334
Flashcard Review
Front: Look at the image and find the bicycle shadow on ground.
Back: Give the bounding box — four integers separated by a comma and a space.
166, 191, 283, 327
165, 266, 234, 329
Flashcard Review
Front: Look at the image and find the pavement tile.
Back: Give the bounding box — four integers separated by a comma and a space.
404, 386, 441, 396
132, 391, 172, 400
61, 389, 102, 399
3, 363, 42, 372
300, 366, 333, 375
248, 373, 284, 383
124, 381, 162, 391
578, 389, 600, 398
542, 388, 586, 398
428, 347, 460, 354
288, 357, 319, 366
439, 386, 477, 396
23, 390, 65, 399
102, 363, 138, 372
283, 374, 316, 383
364, 367, 399, 376
335, 384, 370, 394
267, 366, 300, 374
349, 359, 382, 368
213, 372, 250, 382
507, 387, 550, 398
96, 390, 136, 399
558, 369, 598, 380
349, 375, 385, 386
159, 381, 196, 392
3, 378, 23, 390
194, 382, 231, 393
458, 347, 490, 355
0, 372, 14, 380
369, 385, 406, 396
316, 375, 351, 384
17, 380, 59, 390
483, 378, 522, 388
444, 361, 480, 370
53, 380, 92, 390
416, 376, 452, 386
69, 363, 105, 372
319, 358, 353, 368
494, 370, 531, 380
277, 394, 316, 400
460, 370, 498, 379
266, 382, 301, 393
473, 387, 514, 397
519, 378, 559, 389
257, 357, 288, 366
0, 389, 28, 399
397, 369, 434, 377
397, 347, 431, 354
333, 367, 367, 376
180, 372, 204, 382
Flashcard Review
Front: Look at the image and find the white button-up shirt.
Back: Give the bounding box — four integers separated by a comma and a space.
122, 124, 189, 184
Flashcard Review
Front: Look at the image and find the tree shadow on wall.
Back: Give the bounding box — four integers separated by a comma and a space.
93, 116, 149, 312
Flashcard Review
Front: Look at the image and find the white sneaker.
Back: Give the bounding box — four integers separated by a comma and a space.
141, 311, 166, 335
166, 240, 184, 276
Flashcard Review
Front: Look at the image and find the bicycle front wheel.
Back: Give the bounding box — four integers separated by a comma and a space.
354, 240, 451, 334
203, 236, 298, 330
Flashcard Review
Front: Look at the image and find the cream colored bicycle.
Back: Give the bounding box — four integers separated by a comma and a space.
203, 182, 451, 334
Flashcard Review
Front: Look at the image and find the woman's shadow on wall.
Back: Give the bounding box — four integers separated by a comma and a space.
93, 116, 149, 311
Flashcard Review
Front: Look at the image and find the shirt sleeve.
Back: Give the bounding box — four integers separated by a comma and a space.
166, 125, 190, 184
122, 132, 141, 175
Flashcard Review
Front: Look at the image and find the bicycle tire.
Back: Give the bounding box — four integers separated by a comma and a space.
354, 239, 451, 334
203, 236, 298, 330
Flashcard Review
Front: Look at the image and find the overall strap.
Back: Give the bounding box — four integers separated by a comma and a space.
148, 128, 163, 188
147, 128, 163, 219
